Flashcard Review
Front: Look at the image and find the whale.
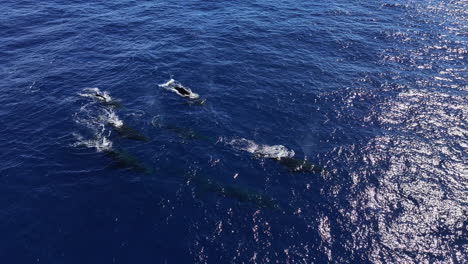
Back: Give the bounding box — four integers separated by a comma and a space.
164, 125, 199, 140
159, 79, 203, 101
227, 138, 324, 174
79, 88, 122, 108
151, 119, 213, 142
104, 149, 153, 174
172, 85, 207, 105
161, 124, 210, 141
109, 123, 150, 142
274, 157, 324, 173
173, 85, 191, 96
184, 98, 206, 106
189, 176, 278, 209
95, 94, 122, 108
73, 135, 151, 174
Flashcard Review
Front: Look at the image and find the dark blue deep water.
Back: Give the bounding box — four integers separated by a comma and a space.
1, 0, 466, 263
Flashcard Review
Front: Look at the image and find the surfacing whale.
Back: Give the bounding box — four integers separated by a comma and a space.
275, 157, 324, 173
79, 88, 122, 108
173, 86, 191, 96
159, 79, 204, 103
227, 138, 323, 174
227, 138, 295, 159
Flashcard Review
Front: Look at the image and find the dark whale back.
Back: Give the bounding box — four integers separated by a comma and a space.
104, 149, 153, 174
276, 157, 324, 173
174, 86, 191, 96
110, 124, 150, 142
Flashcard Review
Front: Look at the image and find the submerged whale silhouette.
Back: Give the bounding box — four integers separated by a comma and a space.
189, 176, 278, 209
274, 157, 324, 173
151, 119, 213, 141
163, 124, 199, 140
104, 149, 153, 174
109, 123, 150, 142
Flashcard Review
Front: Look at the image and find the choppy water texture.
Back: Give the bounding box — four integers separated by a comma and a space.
1, 0, 467, 263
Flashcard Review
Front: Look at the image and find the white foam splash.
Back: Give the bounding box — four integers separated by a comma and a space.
74, 103, 124, 129
103, 108, 123, 128
79, 87, 113, 103
228, 138, 295, 159
158, 78, 200, 99
159, 78, 175, 87
73, 89, 125, 152
72, 133, 113, 152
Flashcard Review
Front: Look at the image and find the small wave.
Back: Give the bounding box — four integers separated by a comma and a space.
380, 3, 407, 9
227, 138, 295, 159
158, 78, 200, 99
125, 110, 145, 118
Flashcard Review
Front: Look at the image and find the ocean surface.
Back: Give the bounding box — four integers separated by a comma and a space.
1, 0, 466, 263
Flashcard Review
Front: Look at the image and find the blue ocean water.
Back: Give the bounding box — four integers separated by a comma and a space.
1, 0, 466, 263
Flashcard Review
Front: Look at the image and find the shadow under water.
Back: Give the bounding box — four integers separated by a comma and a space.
188, 175, 278, 209
110, 124, 150, 142
152, 120, 213, 142
104, 149, 153, 174
100, 100, 123, 109
274, 157, 325, 174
